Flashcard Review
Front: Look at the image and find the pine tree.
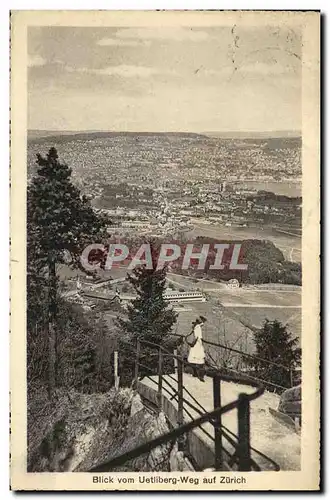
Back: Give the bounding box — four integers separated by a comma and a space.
251, 319, 301, 389
116, 254, 178, 384
27, 147, 108, 398
28, 147, 107, 262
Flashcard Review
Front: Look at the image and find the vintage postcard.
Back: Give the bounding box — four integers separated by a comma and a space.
10, 10, 320, 491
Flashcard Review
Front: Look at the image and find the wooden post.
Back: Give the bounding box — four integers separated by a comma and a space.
290, 368, 294, 387
157, 348, 163, 412
174, 349, 178, 374
177, 348, 184, 451
237, 393, 251, 471
114, 351, 119, 390
213, 375, 222, 470
134, 339, 140, 386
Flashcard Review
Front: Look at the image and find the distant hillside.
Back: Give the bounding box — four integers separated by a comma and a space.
28, 130, 208, 143
204, 131, 301, 139
28, 130, 99, 140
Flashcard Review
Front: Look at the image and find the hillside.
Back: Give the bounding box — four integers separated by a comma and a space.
28, 130, 208, 144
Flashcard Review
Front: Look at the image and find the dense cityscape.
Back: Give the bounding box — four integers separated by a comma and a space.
28, 132, 302, 240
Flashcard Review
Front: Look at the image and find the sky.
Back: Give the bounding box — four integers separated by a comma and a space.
28, 25, 302, 133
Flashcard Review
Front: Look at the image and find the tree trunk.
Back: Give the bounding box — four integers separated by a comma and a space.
47, 255, 57, 400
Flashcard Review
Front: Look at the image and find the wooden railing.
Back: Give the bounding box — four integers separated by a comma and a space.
90, 337, 281, 473
170, 333, 295, 393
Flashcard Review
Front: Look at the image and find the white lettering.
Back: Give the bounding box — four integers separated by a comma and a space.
182, 244, 210, 270
80, 243, 105, 271
128, 243, 153, 270
209, 244, 230, 270
156, 244, 181, 270
105, 244, 129, 269
229, 244, 248, 270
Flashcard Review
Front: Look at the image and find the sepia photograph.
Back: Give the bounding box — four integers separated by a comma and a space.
10, 10, 320, 491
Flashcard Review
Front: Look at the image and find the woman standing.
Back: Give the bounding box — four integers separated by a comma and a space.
186, 316, 207, 382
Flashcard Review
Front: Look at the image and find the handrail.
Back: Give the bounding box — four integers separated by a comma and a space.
127, 337, 266, 394
158, 376, 260, 470
91, 335, 280, 472
162, 374, 279, 471
89, 397, 258, 472
146, 376, 262, 471
205, 351, 289, 391
170, 332, 292, 373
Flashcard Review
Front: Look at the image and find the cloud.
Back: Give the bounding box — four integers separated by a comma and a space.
28, 55, 47, 67
240, 61, 297, 75
115, 27, 210, 42
96, 38, 149, 47
96, 65, 160, 78
96, 27, 208, 47
202, 67, 233, 78
65, 64, 165, 78
201, 61, 296, 79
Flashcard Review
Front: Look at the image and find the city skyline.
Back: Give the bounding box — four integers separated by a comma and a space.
28, 129, 301, 136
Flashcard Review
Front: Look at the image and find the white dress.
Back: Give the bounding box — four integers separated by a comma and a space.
187, 324, 205, 365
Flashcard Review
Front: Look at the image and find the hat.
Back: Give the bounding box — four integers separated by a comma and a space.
192, 316, 207, 326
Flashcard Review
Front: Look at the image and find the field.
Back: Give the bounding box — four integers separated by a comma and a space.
165, 273, 301, 347
188, 223, 301, 263
228, 307, 301, 339
213, 288, 301, 308
173, 295, 301, 350
58, 260, 301, 351
173, 296, 254, 348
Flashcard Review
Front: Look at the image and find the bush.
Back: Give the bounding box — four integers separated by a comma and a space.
28, 298, 116, 394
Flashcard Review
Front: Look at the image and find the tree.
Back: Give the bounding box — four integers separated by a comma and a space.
27, 147, 108, 398
55, 302, 115, 393
116, 254, 178, 384
251, 319, 301, 389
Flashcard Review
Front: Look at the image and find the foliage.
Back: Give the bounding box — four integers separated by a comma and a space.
250, 319, 301, 389
56, 302, 116, 393
116, 248, 178, 384
27, 386, 134, 472
27, 147, 108, 397
169, 236, 302, 286
279, 261, 302, 286
27, 294, 116, 393
28, 147, 108, 266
